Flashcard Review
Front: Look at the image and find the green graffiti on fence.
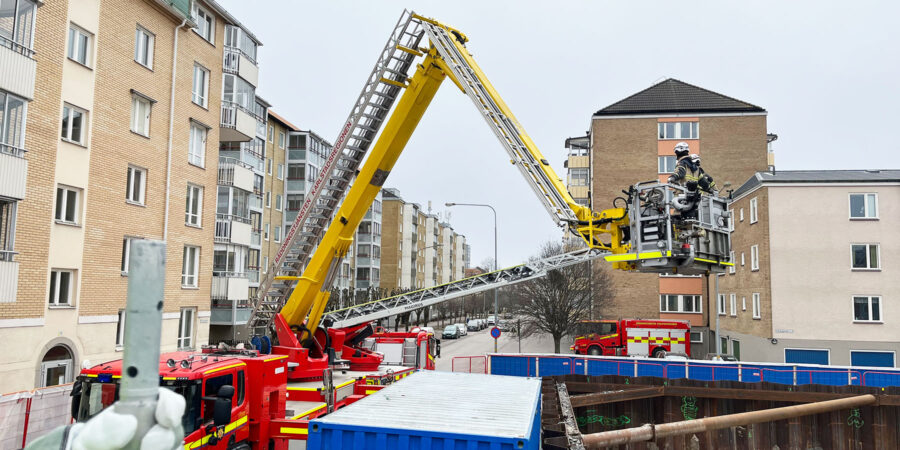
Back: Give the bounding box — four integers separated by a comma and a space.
681, 396, 699, 421
576, 414, 632, 428
847, 408, 864, 429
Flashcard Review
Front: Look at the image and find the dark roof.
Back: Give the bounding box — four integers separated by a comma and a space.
594, 79, 766, 116
733, 170, 900, 198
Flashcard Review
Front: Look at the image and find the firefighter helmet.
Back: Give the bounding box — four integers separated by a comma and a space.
674, 142, 690, 158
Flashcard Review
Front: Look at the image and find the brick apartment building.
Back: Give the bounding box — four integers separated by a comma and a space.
0, 0, 263, 392
569, 78, 772, 354
717, 170, 900, 366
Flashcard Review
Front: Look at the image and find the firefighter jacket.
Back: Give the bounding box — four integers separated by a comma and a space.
669, 156, 717, 193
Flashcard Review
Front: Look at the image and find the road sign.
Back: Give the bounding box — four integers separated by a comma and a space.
490, 327, 501, 339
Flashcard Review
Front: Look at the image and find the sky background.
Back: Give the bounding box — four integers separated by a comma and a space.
219, 0, 899, 267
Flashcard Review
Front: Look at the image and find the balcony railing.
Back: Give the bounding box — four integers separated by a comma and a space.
247, 269, 259, 284
249, 194, 262, 210
217, 157, 254, 186
0, 143, 27, 159
0, 250, 16, 263
0, 34, 35, 59
251, 230, 261, 246
223, 47, 240, 74
215, 214, 251, 243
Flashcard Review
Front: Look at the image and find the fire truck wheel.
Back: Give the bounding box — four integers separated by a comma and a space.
588, 346, 601, 356
652, 348, 665, 358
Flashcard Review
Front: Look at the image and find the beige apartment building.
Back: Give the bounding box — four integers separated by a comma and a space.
0, 0, 262, 392
569, 78, 772, 355
717, 170, 900, 367
380, 188, 467, 293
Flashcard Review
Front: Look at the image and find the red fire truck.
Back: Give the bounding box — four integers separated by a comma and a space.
74, 327, 436, 449
570, 319, 691, 358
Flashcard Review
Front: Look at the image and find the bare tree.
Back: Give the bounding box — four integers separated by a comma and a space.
509, 240, 615, 353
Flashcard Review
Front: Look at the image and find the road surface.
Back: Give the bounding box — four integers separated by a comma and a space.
433, 325, 574, 372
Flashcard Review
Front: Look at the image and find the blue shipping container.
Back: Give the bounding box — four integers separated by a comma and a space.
307, 371, 542, 450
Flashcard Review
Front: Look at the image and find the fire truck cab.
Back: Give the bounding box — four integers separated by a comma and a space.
571, 319, 691, 358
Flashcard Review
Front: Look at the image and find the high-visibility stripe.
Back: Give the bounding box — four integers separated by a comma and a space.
291, 403, 326, 420
695, 257, 734, 266
287, 386, 320, 392
605, 253, 637, 262
203, 363, 246, 375
184, 415, 248, 450
605, 251, 672, 262
627, 337, 687, 344
280, 427, 309, 435
335, 379, 356, 389
264, 355, 289, 362
365, 389, 378, 394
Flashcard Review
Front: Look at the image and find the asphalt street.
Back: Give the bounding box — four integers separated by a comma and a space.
433, 324, 575, 372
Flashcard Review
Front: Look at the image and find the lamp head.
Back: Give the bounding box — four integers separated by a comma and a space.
445, 202, 455, 207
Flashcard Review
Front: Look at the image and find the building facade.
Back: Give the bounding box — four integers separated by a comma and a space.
0, 0, 267, 391
717, 170, 900, 366
572, 78, 771, 355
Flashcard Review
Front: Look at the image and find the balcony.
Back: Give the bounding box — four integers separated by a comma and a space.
223, 47, 259, 88
0, 258, 18, 303
249, 193, 262, 211
217, 157, 255, 192
215, 215, 252, 246
220, 101, 257, 142
211, 273, 251, 326
251, 229, 261, 246
246, 268, 260, 284
0, 36, 36, 100
0, 146, 27, 200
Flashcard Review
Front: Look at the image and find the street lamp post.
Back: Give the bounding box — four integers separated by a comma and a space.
446, 202, 499, 352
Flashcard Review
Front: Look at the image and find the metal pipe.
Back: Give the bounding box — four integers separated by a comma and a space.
162, 18, 188, 241
581, 394, 876, 448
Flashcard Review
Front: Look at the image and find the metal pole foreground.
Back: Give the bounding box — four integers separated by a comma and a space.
113, 240, 180, 449
581, 394, 876, 448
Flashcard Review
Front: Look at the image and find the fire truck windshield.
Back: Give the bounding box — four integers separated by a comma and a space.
575, 321, 617, 337
74, 377, 202, 435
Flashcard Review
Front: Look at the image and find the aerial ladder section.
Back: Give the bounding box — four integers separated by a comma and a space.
252, 11, 732, 375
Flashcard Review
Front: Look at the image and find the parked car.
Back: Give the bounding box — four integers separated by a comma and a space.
467, 320, 480, 331
476, 319, 486, 330
442, 325, 460, 339
487, 315, 497, 325
498, 320, 513, 332
455, 323, 468, 336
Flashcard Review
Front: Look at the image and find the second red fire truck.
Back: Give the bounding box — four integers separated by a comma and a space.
571, 319, 691, 358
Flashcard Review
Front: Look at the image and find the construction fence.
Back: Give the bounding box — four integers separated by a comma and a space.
453, 353, 900, 388
0, 384, 73, 449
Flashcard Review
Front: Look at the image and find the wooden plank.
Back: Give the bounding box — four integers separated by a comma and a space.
570, 386, 665, 407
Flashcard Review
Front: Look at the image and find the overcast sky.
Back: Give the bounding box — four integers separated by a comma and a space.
219, 0, 899, 267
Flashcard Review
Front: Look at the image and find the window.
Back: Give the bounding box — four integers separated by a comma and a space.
720, 337, 728, 355
188, 122, 207, 167
134, 26, 154, 68
48, 269, 74, 306
750, 245, 759, 271
732, 340, 741, 361
729, 251, 735, 274
658, 156, 676, 174
274, 226, 281, 243
177, 308, 195, 349
658, 121, 698, 140
126, 166, 146, 205
730, 294, 737, 316
749, 197, 758, 224
275, 194, 282, 211
192, 64, 209, 107
849, 193, 877, 219
277, 164, 284, 180
690, 332, 703, 343
853, 296, 881, 323
192, 4, 214, 43
568, 168, 589, 186
739, 208, 744, 222
741, 252, 745, 267
67, 24, 92, 66
267, 125, 274, 142
264, 223, 269, 241
181, 245, 199, 288
185, 184, 203, 227
718, 294, 726, 316
130, 95, 151, 136
752, 293, 761, 319
61, 104, 86, 145
0, 0, 37, 55
265, 192, 271, 208
115, 310, 126, 348
728, 210, 735, 232
742, 296, 746, 311
54, 186, 80, 224
0, 91, 27, 152
659, 294, 702, 313
851, 244, 879, 270
278, 131, 285, 149
121, 237, 144, 274
266, 158, 272, 175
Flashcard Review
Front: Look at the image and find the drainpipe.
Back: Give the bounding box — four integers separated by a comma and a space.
163, 18, 189, 242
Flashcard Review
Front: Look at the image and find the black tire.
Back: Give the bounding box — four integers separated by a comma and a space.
588, 346, 602, 356
652, 348, 665, 358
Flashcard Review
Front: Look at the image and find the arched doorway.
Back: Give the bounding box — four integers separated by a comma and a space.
40, 345, 73, 387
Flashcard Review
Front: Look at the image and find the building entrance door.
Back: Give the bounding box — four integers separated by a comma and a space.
40, 345, 73, 387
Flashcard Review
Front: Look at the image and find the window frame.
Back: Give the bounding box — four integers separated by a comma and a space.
185, 184, 203, 227
115, 309, 126, 350
689, 331, 703, 343
729, 251, 735, 274
568, 167, 589, 187
267, 125, 274, 142
657, 121, 699, 140
61, 103, 87, 145
739, 208, 744, 222
852, 295, 882, 323
848, 193, 878, 220
188, 121, 207, 168
48, 269, 75, 307
659, 294, 702, 313
130, 95, 152, 137
181, 245, 200, 288
126, 165, 147, 205
274, 225, 281, 243
67, 23, 93, 67
752, 293, 761, 319
54, 185, 81, 225
750, 245, 759, 271
277, 164, 284, 180
275, 194, 282, 212
134, 26, 155, 69
264, 223, 269, 241
177, 307, 196, 350
730, 294, 737, 317
278, 131, 285, 149
850, 243, 880, 271
120, 236, 146, 275
192, 4, 215, 44
265, 192, 271, 208
717, 294, 726, 316
192, 63, 210, 108
749, 197, 758, 224
657, 156, 676, 174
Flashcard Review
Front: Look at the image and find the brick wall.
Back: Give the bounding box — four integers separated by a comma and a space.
380, 199, 402, 291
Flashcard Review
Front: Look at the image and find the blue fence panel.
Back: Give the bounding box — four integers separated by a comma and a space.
538, 357, 574, 376
739, 364, 765, 383
861, 370, 900, 388
686, 363, 715, 381
587, 358, 632, 377
665, 362, 687, 379
572, 358, 586, 375
491, 355, 534, 377
757, 365, 796, 385
806, 368, 851, 386
636, 361, 666, 378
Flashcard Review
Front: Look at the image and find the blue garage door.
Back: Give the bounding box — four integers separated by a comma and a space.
851, 351, 895, 368
785, 349, 829, 365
